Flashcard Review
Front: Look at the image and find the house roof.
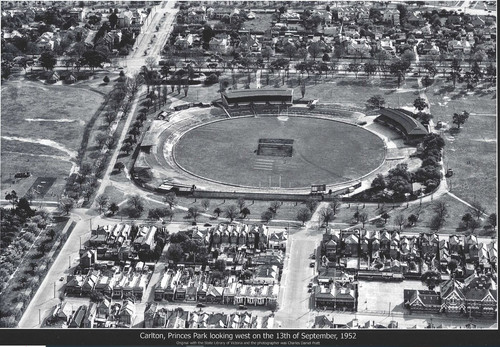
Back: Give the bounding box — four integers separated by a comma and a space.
313, 315, 334, 328
440, 279, 465, 299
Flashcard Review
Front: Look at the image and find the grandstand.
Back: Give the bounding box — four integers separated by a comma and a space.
221, 89, 293, 107
375, 108, 428, 142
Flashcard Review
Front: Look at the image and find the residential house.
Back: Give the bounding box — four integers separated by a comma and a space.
382, 9, 400, 25
404, 289, 441, 313
68, 305, 86, 328
268, 230, 287, 249
118, 300, 136, 326
344, 233, 359, 257
252, 265, 279, 285
440, 278, 466, 314
206, 285, 224, 304
314, 283, 357, 311
313, 315, 334, 328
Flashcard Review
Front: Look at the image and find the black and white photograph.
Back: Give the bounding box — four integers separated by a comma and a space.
0, 0, 497, 345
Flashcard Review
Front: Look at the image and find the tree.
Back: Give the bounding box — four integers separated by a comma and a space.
381, 212, 390, 224
371, 173, 386, 190
421, 75, 434, 90
127, 195, 144, 212
307, 42, 322, 60
395, 214, 405, 230
5, 190, 18, 208
103, 75, 110, 84
300, 81, 306, 98
164, 192, 177, 208
330, 198, 341, 215
237, 198, 246, 211
240, 207, 251, 219
302, 199, 318, 217
366, 95, 385, 110
203, 206, 217, 220
319, 207, 335, 226
469, 219, 481, 233
103, 111, 117, 126
95, 132, 109, 147
145, 56, 157, 71
269, 201, 281, 216
461, 212, 473, 229
114, 162, 125, 173
469, 201, 486, 221
283, 43, 297, 61
187, 206, 201, 222
389, 59, 410, 88
109, 202, 119, 215
408, 214, 418, 226
201, 199, 210, 211
59, 198, 74, 215
430, 214, 445, 231
39, 51, 57, 70
359, 212, 369, 228
121, 142, 133, 155
420, 270, 441, 290
449, 58, 462, 88
413, 97, 428, 111
224, 205, 239, 223
261, 210, 274, 223
348, 62, 362, 78
296, 207, 311, 225
452, 111, 469, 129
433, 201, 448, 223
81, 50, 108, 71
168, 243, 184, 263
96, 195, 109, 213
47, 228, 56, 241
364, 61, 377, 78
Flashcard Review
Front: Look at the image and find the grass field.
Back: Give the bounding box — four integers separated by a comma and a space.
425, 79, 497, 212
1, 80, 104, 151
1, 79, 106, 200
174, 116, 385, 188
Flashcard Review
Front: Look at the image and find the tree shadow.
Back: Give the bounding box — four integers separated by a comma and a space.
433, 85, 455, 96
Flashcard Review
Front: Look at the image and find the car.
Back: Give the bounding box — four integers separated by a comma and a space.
311, 254, 316, 259
196, 303, 206, 308
238, 305, 248, 310
309, 262, 315, 268
308, 288, 313, 293
308, 282, 313, 288
59, 276, 65, 281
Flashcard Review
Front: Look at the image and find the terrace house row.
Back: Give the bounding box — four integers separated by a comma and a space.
65, 262, 152, 301
47, 299, 137, 328
322, 228, 497, 280
88, 224, 160, 261
144, 304, 275, 328
154, 269, 279, 307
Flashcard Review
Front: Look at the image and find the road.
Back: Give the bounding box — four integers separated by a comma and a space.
116, 0, 178, 74
275, 202, 327, 328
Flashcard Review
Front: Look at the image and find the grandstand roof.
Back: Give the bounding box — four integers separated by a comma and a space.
378, 108, 428, 136
223, 89, 293, 99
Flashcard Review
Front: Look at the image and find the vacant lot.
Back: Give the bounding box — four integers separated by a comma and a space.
175, 116, 385, 188
358, 280, 428, 314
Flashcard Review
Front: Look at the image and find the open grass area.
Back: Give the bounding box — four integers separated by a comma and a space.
1, 80, 104, 151
425, 79, 497, 212
175, 116, 385, 188
290, 76, 420, 110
